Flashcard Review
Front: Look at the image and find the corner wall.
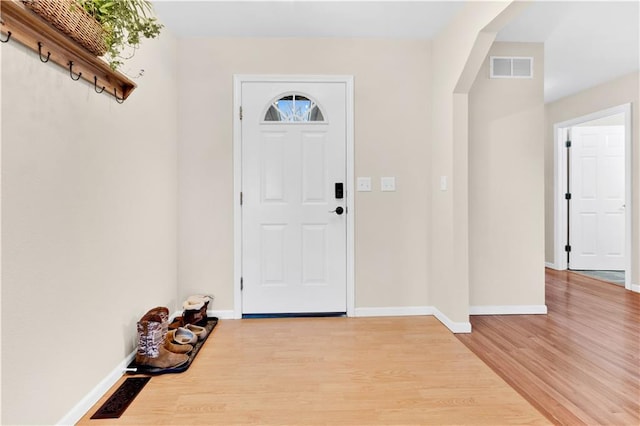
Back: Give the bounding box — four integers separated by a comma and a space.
177, 38, 432, 313
545, 71, 640, 286
428, 1, 527, 328
469, 42, 545, 309
1, 32, 179, 424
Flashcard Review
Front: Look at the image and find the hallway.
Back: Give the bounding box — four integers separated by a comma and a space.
458, 269, 640, 425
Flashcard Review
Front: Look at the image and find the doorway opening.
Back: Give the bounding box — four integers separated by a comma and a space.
553, 104, 632, 290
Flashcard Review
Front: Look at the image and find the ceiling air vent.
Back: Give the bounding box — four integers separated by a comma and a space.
490, 56, 533, 79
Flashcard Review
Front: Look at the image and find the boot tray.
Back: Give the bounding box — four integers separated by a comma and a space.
127, 317, 218, 375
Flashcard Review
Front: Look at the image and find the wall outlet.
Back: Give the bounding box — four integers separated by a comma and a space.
357, 177, 372, 192
381, 177, 396, 191
440, 175, 448, 191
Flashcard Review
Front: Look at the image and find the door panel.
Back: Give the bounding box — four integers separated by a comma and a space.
262, 132, 286, 202
241, 81, 347, 314
569, 126, 625, 270
302, 224, 327, 284
302, 133, 327, 203
261, 224, 286, 285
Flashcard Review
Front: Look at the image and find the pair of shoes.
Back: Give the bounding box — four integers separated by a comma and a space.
146, 307, 194, 354
182, 295, 213, 326
168, 324, 207, 343
135, 307, 189, 369
169, 327, 197, 345
185, 323, 207, 341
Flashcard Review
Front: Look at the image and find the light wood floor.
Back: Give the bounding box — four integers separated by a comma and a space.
458, 269, 640, 425
79, 316, 548, 425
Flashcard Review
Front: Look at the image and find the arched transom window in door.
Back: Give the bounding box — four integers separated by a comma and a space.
263, 93, 326, 122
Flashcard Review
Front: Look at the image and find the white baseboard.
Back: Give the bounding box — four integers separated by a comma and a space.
545, 262, 561, 270
354, 306, 471, 333
57, 350, 136, 425
208, 309, 235, 319
432, 307, 472, 333
631, 283, 640, 293
354, 306, 433, 317
470, 305, 548, 315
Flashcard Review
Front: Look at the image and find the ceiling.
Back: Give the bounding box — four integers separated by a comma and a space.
152, 1, 639, 103
496, 1, 639, 102
152, 1, 465, 39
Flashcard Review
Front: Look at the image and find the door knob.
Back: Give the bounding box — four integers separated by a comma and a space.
330, 206, 344, 215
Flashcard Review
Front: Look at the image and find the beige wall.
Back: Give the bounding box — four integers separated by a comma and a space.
177, 38, 432, 311
0, 2, 600, 422
469, 42, 545, 307
429, 1, 526, 325
1, 33, 178, 424
545, 71, 640, 286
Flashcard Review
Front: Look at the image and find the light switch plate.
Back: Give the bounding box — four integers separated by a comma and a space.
381, 177, 396, 192
357, 177, 372, 192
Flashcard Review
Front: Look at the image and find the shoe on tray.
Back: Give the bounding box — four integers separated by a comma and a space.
185, 323, 207, 341
169, 327, 197, 345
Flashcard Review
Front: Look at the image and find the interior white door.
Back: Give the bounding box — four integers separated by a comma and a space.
569, 125, 626, 270
241, 81, 347, 314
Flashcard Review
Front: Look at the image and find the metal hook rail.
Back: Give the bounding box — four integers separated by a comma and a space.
0, 1, 136, 103
68, 61, 82, 81
94, 76, 105, 94
113, 88, 125, 104
37, 41, 50, 62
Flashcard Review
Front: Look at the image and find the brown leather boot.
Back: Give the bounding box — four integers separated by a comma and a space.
145, 307, 193, 354
182, 295, 212, 326
146, 307, 170, 339
135, 312, 189, 368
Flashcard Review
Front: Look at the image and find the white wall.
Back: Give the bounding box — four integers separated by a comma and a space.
469, 42, 545, 308
545, 71, 640, 286
0, 32, 178, 424
177, 38, 431, 312
576, 113, 625, 127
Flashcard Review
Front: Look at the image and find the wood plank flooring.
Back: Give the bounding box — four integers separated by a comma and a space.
457, 269, 640, 426
79, 316, 547, 425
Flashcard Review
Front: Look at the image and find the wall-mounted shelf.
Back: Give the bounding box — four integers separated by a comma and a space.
1, 0, 136, 101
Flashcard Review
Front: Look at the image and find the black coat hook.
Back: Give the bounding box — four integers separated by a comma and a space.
37, 42, 50, 63
0, 31, 11, 43
68, 61, 82, 81
114, 88, 125, 104
94, 76, 105, 94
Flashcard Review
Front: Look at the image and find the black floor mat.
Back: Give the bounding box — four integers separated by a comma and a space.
126, 316, 218, 375
90, 377, 151, 419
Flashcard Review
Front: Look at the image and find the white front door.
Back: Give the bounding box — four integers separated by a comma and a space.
240, 81, 347, 314
569, 125, 626, 270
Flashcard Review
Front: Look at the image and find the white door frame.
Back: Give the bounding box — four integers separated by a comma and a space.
233, 75, 355, 318
552, 103, 634, 291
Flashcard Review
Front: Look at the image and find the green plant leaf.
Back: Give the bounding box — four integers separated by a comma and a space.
75, 0, 163, 70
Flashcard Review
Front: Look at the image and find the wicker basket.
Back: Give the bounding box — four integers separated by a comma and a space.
23, 0, 107, 56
